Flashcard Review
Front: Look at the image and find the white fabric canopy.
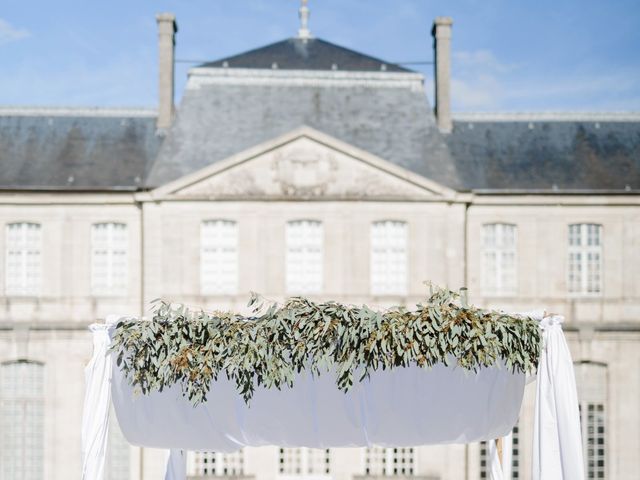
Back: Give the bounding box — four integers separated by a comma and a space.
81, 313, 584, 480
111, 355, 525, 451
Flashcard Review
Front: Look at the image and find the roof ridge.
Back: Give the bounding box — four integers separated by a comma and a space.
453, 111, 640, 122
0, 106, 157, 117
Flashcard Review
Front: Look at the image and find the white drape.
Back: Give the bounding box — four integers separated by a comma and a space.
532, 315, 584, 480
81, 324, 113, 480
488, 439, 504, 480
502, 432, 513, 479
165, 450, 186, 480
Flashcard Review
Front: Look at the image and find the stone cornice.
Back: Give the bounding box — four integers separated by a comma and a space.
453, 111, 640, 122
187, 67, 425, 91
0, 106, 157, 117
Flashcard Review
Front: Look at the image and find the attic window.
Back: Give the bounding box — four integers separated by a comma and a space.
271, 62, 279, 69
331, 63, 338, 71
380, 64, 387, 71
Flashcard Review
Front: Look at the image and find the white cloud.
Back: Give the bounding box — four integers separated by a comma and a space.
449, 49, 516, 109
453, 49, 518, 75
446, 48, 640, 111
0, 18, 30, 46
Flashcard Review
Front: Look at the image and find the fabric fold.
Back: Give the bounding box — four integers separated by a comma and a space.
81, 323, 114, 480
165, 449, 187, 480
532, 315, 584, 479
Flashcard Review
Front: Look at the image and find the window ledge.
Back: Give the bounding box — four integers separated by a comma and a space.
188, 476, 255, 480
354, 475, 439, 480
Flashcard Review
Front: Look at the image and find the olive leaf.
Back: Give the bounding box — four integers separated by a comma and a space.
110, 285, 542, 406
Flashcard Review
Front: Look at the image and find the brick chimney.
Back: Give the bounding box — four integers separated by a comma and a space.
432, 17, 453, 133
156, 13, 177, 130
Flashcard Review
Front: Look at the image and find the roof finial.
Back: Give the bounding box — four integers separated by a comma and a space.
298, 0, 311, 39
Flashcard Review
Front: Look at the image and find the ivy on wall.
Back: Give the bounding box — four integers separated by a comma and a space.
111, 285, 541, 406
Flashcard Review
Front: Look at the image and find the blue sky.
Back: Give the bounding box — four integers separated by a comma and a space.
2, 0, 639, 111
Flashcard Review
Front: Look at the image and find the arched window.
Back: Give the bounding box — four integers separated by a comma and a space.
365, 447, 414, 476
481, 223, 517, 296
5, 222, 42, 296
188, 450, 245, 477
370, 221, 407, 295
0, 360, 44, 480
575, 362, 607, 479
91, 222, 128, 296
286, 220, 323, 294
200, 220, 238, 295
279, 448, 331, 476
568, 224, 602, 294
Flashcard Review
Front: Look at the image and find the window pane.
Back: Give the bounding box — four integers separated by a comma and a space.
279, 448, 331, 476
286, 220, 323, 294
201, 220, 238, 295
105, 407, 130, 480
365, 447, 414, 476
188, 450, 244, 477
0, 361, 44, 480
481, 223, 517, 295
92, 223, 128, 296
371, 221, 407, 295
5, 223, 42, 296
568, 224, 602, 294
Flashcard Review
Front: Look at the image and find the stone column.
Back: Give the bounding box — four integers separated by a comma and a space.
156, 13, 177, 130
432, 17, 453, 133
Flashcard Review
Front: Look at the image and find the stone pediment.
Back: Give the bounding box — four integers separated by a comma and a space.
154, 127, 454, 200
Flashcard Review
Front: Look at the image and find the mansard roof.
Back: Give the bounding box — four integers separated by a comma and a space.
199, 37, 411, 73
144, 67, 462, 189
447, 114, 640, 191
0, 108, 162, 190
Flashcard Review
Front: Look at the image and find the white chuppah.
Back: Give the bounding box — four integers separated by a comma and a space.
81, 312, 584, 480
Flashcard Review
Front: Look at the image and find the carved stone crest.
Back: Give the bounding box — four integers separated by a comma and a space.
271, 147, 338, 196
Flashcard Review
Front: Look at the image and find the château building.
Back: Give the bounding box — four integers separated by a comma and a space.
0, 6, 639, 480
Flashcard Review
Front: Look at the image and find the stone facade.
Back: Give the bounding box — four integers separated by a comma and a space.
0, 126, 638, 479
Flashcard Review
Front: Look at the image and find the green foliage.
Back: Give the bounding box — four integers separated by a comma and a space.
111, 285, 541, 406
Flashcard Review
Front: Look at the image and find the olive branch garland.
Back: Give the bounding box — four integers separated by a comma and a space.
110, 285, 542, 406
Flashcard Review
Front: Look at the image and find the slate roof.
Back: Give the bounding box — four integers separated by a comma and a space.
2, 37, 639, 193
199, 37, 411, 72
446, 119, 640, 191
0, 110, 162, 190
145, 77, 462, 189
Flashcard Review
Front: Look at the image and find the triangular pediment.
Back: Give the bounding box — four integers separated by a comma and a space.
151, 127, 456, 201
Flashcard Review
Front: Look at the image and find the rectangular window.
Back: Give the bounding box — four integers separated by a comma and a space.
286, 220, 323, 294
91, 222, 128, 296
201, 220, 238, 295
105, 406, 130, 480
0, 361, 44, 480
279, 448, 331, 476
371, 221, 407, 295
188, 450, 244, 477
365, 447, 414, 476
482, 223, 517, 296
568, 224, 602, 294
576, 362, 607, 479
5, 222, 42, 296
582, 403, 605, 479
